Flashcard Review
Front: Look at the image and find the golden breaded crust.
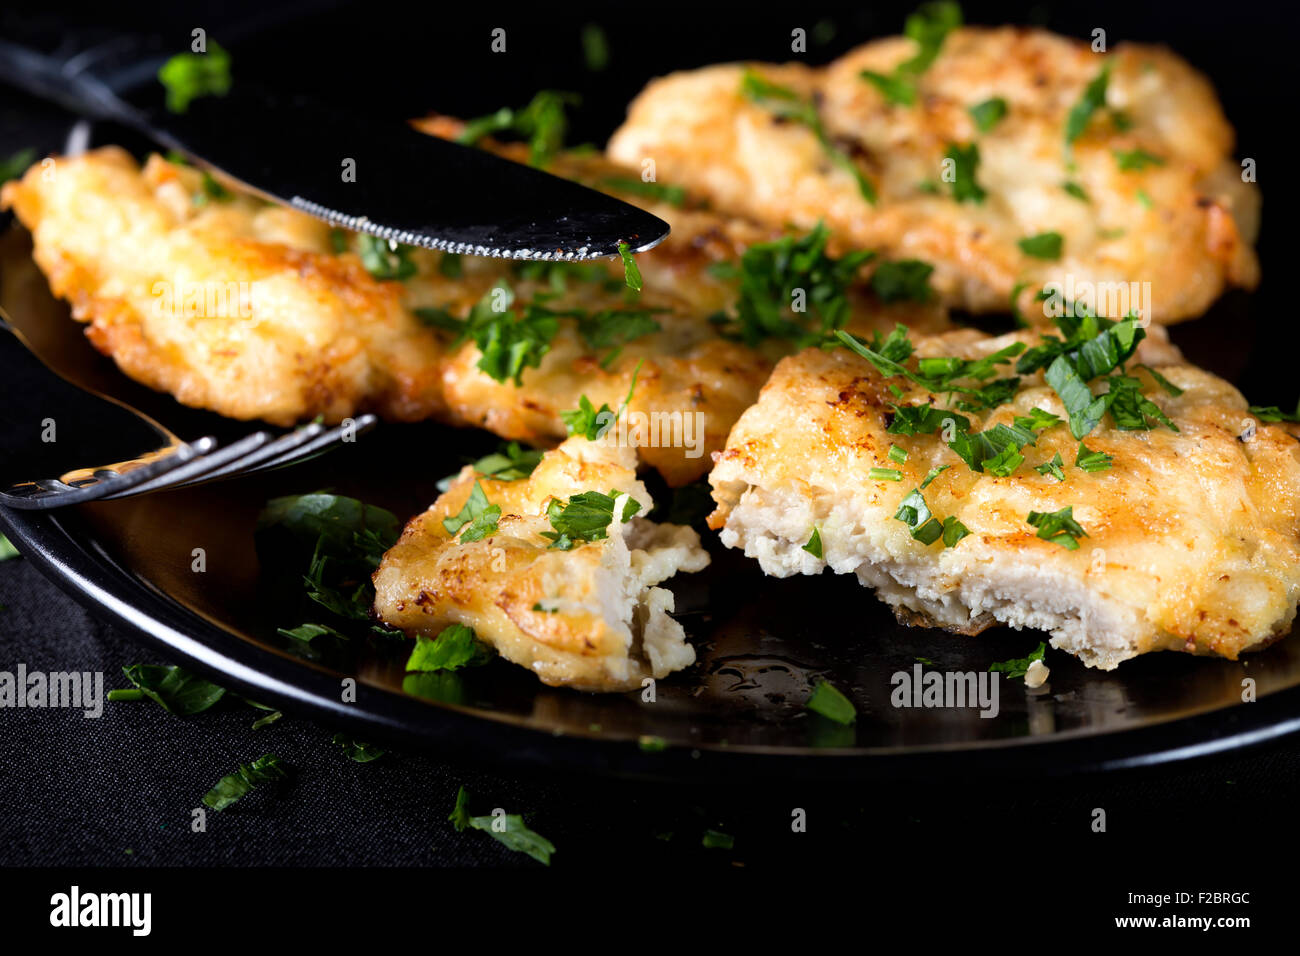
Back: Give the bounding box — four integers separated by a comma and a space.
608, 26, 1260, 323
709, 329, 1300, 667
2, 147, 446, 425
372, 437, 710, 691
3, 147, 951, 485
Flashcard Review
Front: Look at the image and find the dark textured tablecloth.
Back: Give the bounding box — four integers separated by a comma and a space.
3, 552, 1298, 872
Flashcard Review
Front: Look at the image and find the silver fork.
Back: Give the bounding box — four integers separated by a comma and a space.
0, 316, 377, 510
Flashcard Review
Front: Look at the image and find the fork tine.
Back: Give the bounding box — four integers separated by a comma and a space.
0, 438, 218, 510
100, 431, 273, 499
236, 414, 380, 476
169, 421, 328, 485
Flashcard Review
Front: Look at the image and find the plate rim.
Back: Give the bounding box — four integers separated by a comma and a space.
4, 502, 1299, 782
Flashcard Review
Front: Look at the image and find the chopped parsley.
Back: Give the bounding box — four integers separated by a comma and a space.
1137, 365, 1183, 397
356, 234, 418, 281
617, 242, 643, 292
1021, 312, 1176, 439
438, 252, 463, 278
157, 41, 232, 114
437, 442, 544, 492
871, 259, 935, 303
806, 679, 857, 725
861, 70, 917, 106
802, 527, 824, 558
463, 285, 559, 385
192, 170, 232, 206
276, 623, 349, 643
1026, 505, 1088, 550
941, 515, 971, 546
1113, 147, 1165, 172
1064, 64, 1110, 150
1035, 453, 1066, 482
741, 71, 876, 202
108, 665, 226, 715
599, 176, 686, 207
968, 97, 1008, 132
989, 641, 1047, 679
561, 394, 616, 440
1249, 404, 1300, 423
0, 148, 36, 184
581, 22, 609, 72
257, 493, 400, 624
888, 444, 909, 464
836, 324, 1024, 400
405, 623, 493, 672
712, 224, 874, 347
860, 1, 962, 107
332, 734, 385, 763
1017, 232, 1063, 260
442, 481, 501, 541
947, 421, 1038, 475
540, 490, 641, 550
869, 467, 904, 481
1074, 442, 1113, 472
894, 488, 945, 544
575, 308, 662, 363
1062, 180, 1090, 202
513, 259, 620, 295
1013, 407, 1063, 432
944, 142, 987, 203
450, 786, 555, 865
202, 754, 289, 812
457, 90, 577, 167
0, 534, 19, 561
919, 465, 950, 489
702, 830, 735, 850
561, 360, 642, 439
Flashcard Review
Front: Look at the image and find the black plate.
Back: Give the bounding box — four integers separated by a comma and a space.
3, 227, 1299, 783
2, 3, 1299, 778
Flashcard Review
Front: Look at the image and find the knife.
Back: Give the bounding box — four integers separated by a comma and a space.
0, 30, 670, 261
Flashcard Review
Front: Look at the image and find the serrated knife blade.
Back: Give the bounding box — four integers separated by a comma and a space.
0, 35, 671, 261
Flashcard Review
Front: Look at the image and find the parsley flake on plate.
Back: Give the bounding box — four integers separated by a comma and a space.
157, 41, 231, 114
989, 641, 1047, 679
807, 679, 857, 725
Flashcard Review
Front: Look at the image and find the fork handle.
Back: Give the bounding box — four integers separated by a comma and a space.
0, 33, 157, 123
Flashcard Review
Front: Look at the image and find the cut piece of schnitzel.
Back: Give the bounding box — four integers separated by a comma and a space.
372, 435, 709, 691
709, 323, 1300, 668
608, 24, 1260, 323
1, 147, 951, 485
